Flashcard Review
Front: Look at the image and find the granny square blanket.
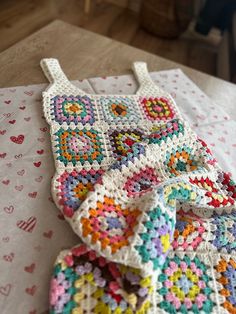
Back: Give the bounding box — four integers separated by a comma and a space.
1, 61, 236, 314
40, 59, 236, 314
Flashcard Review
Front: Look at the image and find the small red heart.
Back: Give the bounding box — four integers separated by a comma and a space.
15, 154, 22, 159
40, 127, 47, 132
0, 284, 11, 296
4, 100, 11, 104
37, 138, 45, 142
48, 196, 54, 203
218, 137, 226, 143
10, 134, 24, 144
0, 130, 6, 135
0, 153, 7, 159
24, 91, 34, 96
57, 213, 65, 220
35, 176, 43, 183
17, 169, 25, 176
196, 115, 206, 120
4, 205, 14, 214
24, 263, 35, 273
25, 285, 36, 296
19, 106, 26, 110
17, 216, 36, 232
3, 253, 14, 262
43, 230, 53, 239
2, 180, 10, 185
28, 192, 37, 198
36, 149, 44, 155
33, 161, 41, 167
232, 144, 236, 148
15, 185, 23, 191
9, 120, 16, 124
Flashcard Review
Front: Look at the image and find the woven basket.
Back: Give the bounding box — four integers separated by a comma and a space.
140, 0, 193, 38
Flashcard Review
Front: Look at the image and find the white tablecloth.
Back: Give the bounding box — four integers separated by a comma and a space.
0, 69, 235, 313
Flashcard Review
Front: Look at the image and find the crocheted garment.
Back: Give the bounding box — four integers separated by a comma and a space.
41, 59, 236, 314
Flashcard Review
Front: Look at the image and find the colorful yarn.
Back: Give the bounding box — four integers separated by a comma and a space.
205, 190, 234, 208
163, 181, 200, 209
156, 255, 215, 313
140, 97, 175, 121
109, 143, 146, 171
198, 139, 217, 166
49, 244, 154, 314
41, 59, 236, 314
108, 128, 145, 159
164, 145, 200, 177
190, 175, 235, 208
173, 215, 206, 250
50, 95, 96, 125
210, 212, 236, 252
55, 169, 104, 218
80, 197, 141, 253
148, 119, 184, 145
217, 171, 236, 200
54, 127, 105, 166
98, 96, 142, 124
215, 257, 236, 313
189, 176, 219, 193
124, 166, 161, 197
135, 206, 175, 269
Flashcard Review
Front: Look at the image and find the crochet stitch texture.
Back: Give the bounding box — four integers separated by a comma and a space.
41, 59, 236, 314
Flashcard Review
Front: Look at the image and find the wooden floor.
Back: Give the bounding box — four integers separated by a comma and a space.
0, 0, 217, 77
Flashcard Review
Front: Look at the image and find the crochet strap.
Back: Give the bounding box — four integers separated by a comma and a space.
132, 61, 162, 94
40, 58, 69, 84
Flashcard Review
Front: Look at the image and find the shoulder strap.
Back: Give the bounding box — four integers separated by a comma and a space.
132, 61, 163, 95
40, 58, 87, 95
40, 58, 70, 84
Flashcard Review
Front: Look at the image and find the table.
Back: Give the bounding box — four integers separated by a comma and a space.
0, 20, 235, 119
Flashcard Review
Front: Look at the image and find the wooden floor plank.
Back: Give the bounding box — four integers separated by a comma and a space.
0, 0, 218, 77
